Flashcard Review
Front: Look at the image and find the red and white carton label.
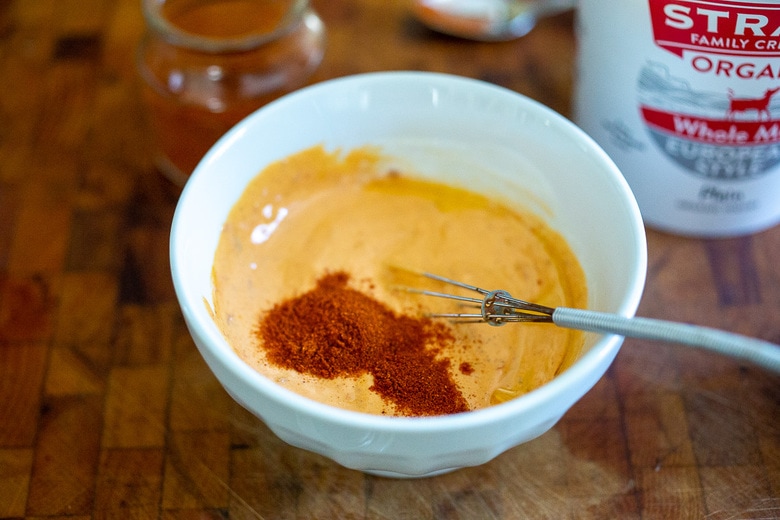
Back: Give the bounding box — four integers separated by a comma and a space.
574, 0, 780, 236
649, 0, 780, 57
640, 0, 780, 181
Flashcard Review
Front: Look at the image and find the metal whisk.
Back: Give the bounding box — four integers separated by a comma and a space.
405, 272, 780, 373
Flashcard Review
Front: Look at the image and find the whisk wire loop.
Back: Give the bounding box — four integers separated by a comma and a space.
415, 273, 554, 326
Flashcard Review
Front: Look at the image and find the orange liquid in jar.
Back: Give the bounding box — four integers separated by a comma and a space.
139, 0, 324, 183
162, 0, 288, 38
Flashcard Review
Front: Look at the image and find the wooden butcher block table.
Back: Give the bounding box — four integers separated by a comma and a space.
0, 0, 778, 518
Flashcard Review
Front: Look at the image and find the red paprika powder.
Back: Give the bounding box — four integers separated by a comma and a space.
256, 271, 469, 416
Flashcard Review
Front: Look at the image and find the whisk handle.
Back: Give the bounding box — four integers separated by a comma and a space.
552, 307, 780, 373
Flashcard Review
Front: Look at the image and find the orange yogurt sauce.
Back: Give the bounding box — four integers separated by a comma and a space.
211, 145, 587, 416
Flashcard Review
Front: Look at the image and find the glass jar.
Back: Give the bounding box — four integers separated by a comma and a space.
138, 0, 325, 185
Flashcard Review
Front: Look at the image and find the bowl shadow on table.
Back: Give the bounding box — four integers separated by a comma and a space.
216, 344, 779, 519
217, 377, 634, 518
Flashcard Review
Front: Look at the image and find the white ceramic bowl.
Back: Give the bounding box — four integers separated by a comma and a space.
170, 71, 647, 478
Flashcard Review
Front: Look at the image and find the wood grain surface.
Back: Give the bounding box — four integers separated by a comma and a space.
0, 0, 778, 518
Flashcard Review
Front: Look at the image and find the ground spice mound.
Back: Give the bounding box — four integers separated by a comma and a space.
256, 271, 469, 416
